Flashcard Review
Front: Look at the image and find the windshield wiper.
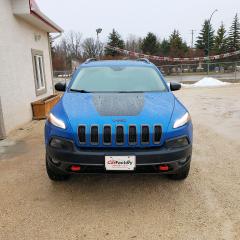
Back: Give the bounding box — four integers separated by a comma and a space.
70, 89, 91, 93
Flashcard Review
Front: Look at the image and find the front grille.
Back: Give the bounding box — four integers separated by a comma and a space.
141, 125, 150, 144
103, 126, 111, 144
129, 125, 137, 144
154, 125, 162, 143
78, 125, 86, 143
78, 124, 162, 146
116, 125, 124, 144
90, 126, 99, 144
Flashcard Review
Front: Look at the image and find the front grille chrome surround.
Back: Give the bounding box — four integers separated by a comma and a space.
77, 124, 162, 146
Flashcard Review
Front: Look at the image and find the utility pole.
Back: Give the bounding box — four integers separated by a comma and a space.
207, 9, 218, 75
96, 28, 102, 59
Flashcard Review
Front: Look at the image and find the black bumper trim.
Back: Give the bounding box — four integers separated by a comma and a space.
46, 144, 192, 174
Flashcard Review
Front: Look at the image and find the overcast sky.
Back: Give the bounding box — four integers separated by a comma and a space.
37, 0, 239, 46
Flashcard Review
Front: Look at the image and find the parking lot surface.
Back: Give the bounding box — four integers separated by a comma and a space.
0, 85, 240, 240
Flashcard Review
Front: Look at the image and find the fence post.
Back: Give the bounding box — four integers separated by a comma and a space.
180, 64, 183, 82
235, 62, 237, 82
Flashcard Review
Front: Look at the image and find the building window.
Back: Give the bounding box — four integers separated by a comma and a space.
32, 50, 47, 96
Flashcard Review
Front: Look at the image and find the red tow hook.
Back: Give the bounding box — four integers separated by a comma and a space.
71, 165, 81, 172
159, 165, 169, 171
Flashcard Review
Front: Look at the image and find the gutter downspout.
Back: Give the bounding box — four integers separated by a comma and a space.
47, 33, 59, 94
48, 33, 62, 94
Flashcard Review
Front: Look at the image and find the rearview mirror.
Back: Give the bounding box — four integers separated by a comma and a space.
55, 82, 66, 92
170, 82, 181, 91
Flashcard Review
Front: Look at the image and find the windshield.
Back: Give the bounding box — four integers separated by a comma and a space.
70, 66, 167, 92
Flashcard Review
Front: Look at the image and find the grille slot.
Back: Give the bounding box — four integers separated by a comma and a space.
91, 126, 99, 144
78, 125, 86, 143
154, 125, 162, 143
116, 125, 124, 144
103, 126, 111, 144
129, 125, 137, 144
141, 125, 150, 144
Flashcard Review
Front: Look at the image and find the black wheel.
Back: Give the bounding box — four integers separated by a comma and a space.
168, 163, 190, 180
46, 155, 70, 181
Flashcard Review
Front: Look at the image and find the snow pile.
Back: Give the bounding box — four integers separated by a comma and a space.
192, 77, 229, 87
182, 77, 230, 88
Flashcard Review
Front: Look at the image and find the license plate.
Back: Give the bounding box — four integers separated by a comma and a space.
105, 156, 136, 171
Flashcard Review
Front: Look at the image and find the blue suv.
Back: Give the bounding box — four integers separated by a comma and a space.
45, 59, 193, 181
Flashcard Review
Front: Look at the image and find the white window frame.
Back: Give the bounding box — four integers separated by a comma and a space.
32, 49, 47, 96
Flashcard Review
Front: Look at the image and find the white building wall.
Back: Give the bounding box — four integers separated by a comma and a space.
0, 0, 54, 135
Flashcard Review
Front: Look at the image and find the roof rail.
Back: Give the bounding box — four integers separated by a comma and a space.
136, 58, 151, 64
84, 58, 97, 64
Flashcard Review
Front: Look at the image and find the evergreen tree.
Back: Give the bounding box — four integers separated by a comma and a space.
169, 30, 188, 57
214, 23, 228, 54
196, 20, 214, 55
228, 14, 240, 51
141, 32, 160, 55
159, 39, 170, 56
105, 29, 125, 56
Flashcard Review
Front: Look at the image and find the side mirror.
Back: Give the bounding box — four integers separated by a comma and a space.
55, 82, 66, 92
170, 82, 181, 91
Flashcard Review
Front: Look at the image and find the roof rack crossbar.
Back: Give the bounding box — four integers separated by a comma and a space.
84, 58, 97, 64
136, 58, 150, 64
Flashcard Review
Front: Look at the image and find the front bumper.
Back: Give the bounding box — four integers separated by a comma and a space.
46, 142, 192, 174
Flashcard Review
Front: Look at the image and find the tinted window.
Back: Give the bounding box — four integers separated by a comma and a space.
70, 66, 167, 92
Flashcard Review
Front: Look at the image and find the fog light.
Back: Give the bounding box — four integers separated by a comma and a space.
165, 137, 189, 149
51, 158, 60, 165
50, 138, 74, 151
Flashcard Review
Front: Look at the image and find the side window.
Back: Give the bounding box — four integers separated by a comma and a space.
32, 49, 47, 96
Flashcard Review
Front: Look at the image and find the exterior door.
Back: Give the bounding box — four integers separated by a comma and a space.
0, 97, 6, 140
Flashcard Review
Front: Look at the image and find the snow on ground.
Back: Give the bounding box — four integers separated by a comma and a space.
182, 77, 230, 88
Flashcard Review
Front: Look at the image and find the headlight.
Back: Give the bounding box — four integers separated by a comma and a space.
173, 112, 191, 129
48, 113, 66, 129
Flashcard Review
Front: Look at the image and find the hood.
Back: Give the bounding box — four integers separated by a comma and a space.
62, 92, 175, 124
61, 92, 175, 147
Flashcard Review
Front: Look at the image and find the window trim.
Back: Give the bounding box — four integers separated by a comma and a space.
31, 49, 47, 96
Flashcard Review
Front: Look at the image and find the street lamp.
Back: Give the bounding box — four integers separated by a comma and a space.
207, 9, 218, 75
96, 28, 102, 59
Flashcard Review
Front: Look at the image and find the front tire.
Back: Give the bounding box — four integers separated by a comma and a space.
46, 155, 70, 181
168, 163, 190, 180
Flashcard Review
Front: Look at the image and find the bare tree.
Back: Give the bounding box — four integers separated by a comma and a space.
125, 34, 142, 52
82, 37, 104, 58
65, 31, 82, 58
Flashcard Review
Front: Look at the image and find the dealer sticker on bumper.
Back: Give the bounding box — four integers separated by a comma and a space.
105, 156, 136, 171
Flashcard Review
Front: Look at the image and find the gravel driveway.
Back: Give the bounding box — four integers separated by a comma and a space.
0, 85, 240, 240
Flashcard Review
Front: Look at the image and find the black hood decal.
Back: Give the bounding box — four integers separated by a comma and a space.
93, 93, 144, 116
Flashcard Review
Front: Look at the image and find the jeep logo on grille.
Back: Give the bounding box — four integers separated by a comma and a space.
112, 119, 127, 123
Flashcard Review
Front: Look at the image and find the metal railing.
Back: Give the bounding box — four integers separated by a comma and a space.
157, 61, 240, 83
